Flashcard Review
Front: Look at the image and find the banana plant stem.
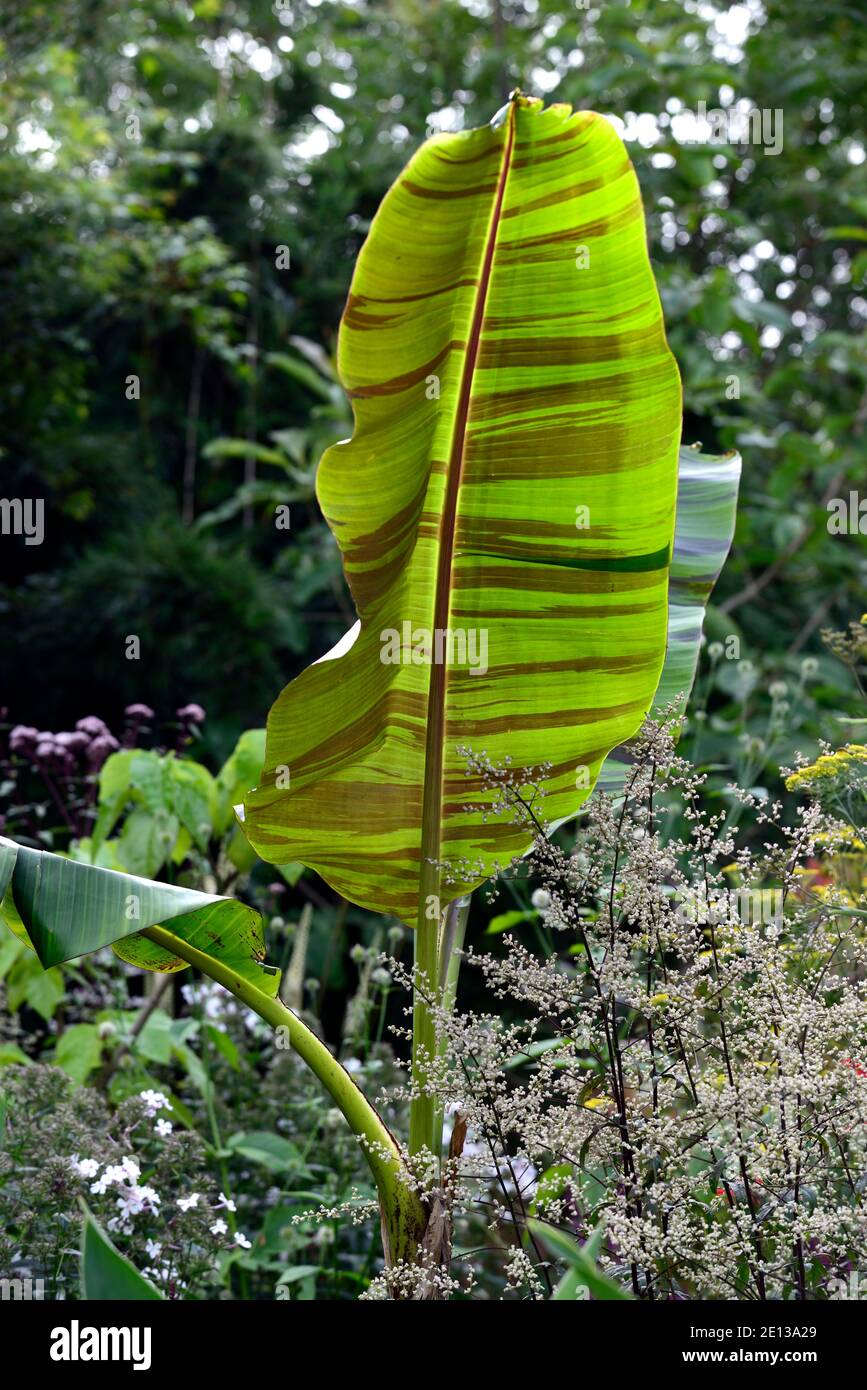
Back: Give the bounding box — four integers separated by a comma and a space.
432, 894, 471, 1164
439, 894, 471, 994
142, 923, 425, 1257
409, 871, 440, 1157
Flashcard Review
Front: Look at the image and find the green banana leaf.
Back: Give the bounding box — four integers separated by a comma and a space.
594, 442, 742, 795
0, 835, 279, 992
80, 1202, 163, 1301
241, 94, 683, 926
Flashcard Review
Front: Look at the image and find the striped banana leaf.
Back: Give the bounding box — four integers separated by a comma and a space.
0, 834, 279, 991
594, 442, 742, 796
241, 94, 683, 927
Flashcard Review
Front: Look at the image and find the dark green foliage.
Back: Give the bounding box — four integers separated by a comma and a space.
3, 518, 305, 732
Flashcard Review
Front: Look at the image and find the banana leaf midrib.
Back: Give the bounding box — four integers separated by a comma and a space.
417, 99, 517, 921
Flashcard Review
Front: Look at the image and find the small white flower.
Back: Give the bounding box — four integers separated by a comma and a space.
177, 1192, 200, 1212
91, 1164, 128, 1195
210, 1218, 228, 1237
145, 1239, 162, 1259
139, 1089, 171, 1117
531, 888, 551, 911
70, 1156, 100, 1179
218, 1190, 237, 1213
155, 1118, 173, 1138
234, 1232, 252, 1250
116, 1183, 160, 1219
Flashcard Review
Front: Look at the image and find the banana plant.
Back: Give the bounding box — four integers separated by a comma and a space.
0, 93, 742, 1285
240, 91, 683, 1159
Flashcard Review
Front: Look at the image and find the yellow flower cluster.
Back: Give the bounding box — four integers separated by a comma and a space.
814, 827, 867, 852
785, 743, 867, 792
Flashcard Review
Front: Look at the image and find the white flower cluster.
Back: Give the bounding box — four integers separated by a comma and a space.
382, 714, 867, 1299
70, 1153, 161, 1233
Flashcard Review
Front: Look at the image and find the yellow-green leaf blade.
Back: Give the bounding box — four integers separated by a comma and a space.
242, 96, 682, 924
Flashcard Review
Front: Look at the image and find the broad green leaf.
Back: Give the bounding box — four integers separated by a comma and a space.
171, 1037, 207, 1095
95, 751, 217, 864
98, 749, 138, 803
170, 758, 217, 851
528, 1218, 632, 1300
68, 837, 129, 872
0, 834, 280, 996
485, 909, 536, 935
276, 861, 305, 887
552, 1266, 591, 1300
226, 1129, 305, 1173
171, 825, 193, 864
0, 929, 25, 977
132, 1008, 175, 1065
530, 1162, 574, 1214
129, 750, 173, 813
80, 1204, 163, 1301
204, 1022, 240, 1069
216, 728, 266, 835
241, 95, 682, 925
7, 953, 64, 1019
595, 443, 741, 796
118, 807, 178, 878
54, 1022, 104, 1083
225, 826, 258, 872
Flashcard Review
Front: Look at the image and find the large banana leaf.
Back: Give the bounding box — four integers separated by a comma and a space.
0, 835, 279, 993
594, 442, 742, 795
241, 95, 682, 926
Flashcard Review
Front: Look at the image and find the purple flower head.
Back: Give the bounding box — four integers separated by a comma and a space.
55, 731, 90, 755
176, 703, 206, 725
85, 733, 120, 770
76, 716, 110, 738
268, 882, 286, 896
34, 738, 74, 774
9, 725, 39, 755
125, 703, 155, 721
